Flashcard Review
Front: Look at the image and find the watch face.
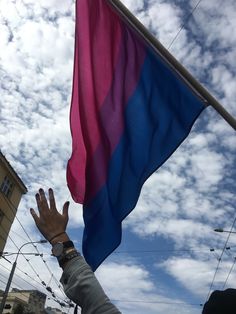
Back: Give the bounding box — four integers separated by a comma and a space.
52, 243, 64, 257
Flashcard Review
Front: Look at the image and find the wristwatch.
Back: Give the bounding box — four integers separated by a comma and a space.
51, 241, 74, 257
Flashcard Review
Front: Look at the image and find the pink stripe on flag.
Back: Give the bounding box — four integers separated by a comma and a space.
67, 0, 122, 203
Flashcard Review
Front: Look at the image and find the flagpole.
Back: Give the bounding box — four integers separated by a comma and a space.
107, 0, 236, 131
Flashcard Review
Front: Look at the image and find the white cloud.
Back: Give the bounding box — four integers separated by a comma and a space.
97, 261, 200, 314
122, 0, 145, 12
0, 0, 235, 313
160, 255, 236, 297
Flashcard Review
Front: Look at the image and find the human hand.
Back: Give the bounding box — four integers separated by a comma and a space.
30, 188, 70, 244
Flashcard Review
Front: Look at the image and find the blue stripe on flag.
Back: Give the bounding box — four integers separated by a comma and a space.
82, 48, 205, 271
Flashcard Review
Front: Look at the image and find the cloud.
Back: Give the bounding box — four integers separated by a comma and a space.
159, 255, 236, 298
0, 0, 235, 313
122, 0, 145, 12
97, 261, 200, 314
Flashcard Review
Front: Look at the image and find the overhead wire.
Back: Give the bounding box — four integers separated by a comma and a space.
0, 224, 61, 306
8, 194, 63, 291
2, 219, 206, 311
0, 271, 48, 304
0, 271, 37, 297
9, 229, 29, 243
167, 0, 203, 50
3, 188, 236, 308
0, 273, 70, 313
0, 220, 65, 304
0, 261, 46, 290
0, 192, 38, 241
113, 247, 231, 255
0, 262, 73, 310
0, 192, 67, 297
0, 278, 7, 287
1, 199, 74, 310
0, 200, 28, 246
0, 219, 23, 252
206, 214, 236, 300
4, 187, 236, 301
0, 1, 235, 312
111, 299, 202, 306
222, 257, 236, 290
0, 222, 40, 277
0, 192, 74, 309
0, 231, 47, 292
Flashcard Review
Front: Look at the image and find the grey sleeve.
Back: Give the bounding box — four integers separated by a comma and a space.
60, 255, 121, 314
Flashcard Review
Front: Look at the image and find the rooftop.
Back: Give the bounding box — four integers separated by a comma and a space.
0, 151, 27, 194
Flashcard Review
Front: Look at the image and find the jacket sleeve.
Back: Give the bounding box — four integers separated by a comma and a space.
60, 254, 121, 314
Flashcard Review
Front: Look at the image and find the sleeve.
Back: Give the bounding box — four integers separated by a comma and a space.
60, 254, 122, 314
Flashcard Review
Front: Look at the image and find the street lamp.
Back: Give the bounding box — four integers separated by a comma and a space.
214, 228, 236, 234
1, 252, 44, 257
0, 240, 47, 314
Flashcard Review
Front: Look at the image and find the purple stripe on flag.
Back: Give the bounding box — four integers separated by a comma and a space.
84, 25, 146, 203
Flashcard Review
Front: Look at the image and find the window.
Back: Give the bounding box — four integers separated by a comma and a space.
0, 176, 13, 198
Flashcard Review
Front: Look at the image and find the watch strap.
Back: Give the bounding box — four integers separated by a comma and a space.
58, 249, 79, 267
62, 240, 74, 249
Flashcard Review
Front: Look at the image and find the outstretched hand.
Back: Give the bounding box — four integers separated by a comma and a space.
30, 188, 70, 243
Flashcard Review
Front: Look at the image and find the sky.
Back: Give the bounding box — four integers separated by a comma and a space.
0, 0, 236, 313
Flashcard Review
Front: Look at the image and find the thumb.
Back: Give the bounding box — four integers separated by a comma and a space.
62, 201, 69, 219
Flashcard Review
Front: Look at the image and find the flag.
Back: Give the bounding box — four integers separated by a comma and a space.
67, 0, 205, 271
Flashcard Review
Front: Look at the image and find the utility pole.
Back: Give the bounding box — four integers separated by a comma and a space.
0, 240, 47, 314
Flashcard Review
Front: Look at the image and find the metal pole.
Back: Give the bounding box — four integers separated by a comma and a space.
0, 240, 46, 313
214, 228, 236, 234
107, 0, 236, 131
0, 261, 16, 314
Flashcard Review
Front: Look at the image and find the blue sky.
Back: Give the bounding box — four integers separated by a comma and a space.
0, 0, 236, 313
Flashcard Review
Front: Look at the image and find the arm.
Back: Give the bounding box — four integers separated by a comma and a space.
61, 255, 121, 314
30, 188, 121, 314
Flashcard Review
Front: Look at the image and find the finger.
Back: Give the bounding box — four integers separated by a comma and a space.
35, 193, 41, 212
38, 188, 49, 211
62, 201, 69, 219
48, 188, 57, 212
30, 208, 40, 225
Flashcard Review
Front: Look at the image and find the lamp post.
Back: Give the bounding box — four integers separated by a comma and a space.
214, 228, 236, 234
0, 240, 47, 314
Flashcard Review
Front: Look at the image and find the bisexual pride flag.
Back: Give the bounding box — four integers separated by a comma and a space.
67, 0, 205, 271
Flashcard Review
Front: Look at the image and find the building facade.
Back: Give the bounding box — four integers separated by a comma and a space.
1, 289, 47, 314
45, 307, 67, 314
0, 151, 27, 252
0, 291, 27, 314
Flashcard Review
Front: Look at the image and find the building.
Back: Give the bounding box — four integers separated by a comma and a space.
0, 151, 27, 252
0, 288, 47, 314
45, 307, 67, 314
0, 289, 27, 314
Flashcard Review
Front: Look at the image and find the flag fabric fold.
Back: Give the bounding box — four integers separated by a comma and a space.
67, 0, 205, 271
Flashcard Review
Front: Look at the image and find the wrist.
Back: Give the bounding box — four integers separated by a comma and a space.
50, 232, 70, 245
50, 238, 79, 269
58, 248, 79, 269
